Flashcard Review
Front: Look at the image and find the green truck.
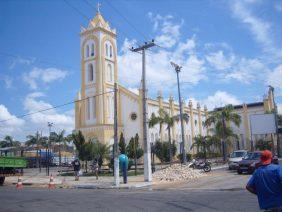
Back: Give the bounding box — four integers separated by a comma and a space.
0, 147, 27, 185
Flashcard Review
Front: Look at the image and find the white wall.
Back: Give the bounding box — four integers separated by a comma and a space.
120, 93, 141, 143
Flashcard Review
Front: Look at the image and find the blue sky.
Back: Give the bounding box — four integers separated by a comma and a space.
0, 0, 282, 141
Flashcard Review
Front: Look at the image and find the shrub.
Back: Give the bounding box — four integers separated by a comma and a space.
153, 140, 177, 163
177, 153, 192, 162
255, 139, 272, 151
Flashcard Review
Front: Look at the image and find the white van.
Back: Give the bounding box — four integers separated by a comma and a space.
228, 150, 248, 170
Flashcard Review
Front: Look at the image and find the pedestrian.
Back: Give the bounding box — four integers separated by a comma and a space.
246, 150, 282, 211
92, 159, 99, 180
72, 158, 81, 181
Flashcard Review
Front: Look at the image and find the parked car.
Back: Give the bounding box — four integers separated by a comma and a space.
228, 150, 248, 170
237, 151, 261, 174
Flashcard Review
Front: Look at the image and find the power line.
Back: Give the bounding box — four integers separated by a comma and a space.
63, 0, 90, 21
0, 51, 77, 70
0, 91, 114, 124
103, 0, 149, 41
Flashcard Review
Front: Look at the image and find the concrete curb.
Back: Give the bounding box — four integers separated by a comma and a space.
73, 182, 152, 190
211, 165, 228, 170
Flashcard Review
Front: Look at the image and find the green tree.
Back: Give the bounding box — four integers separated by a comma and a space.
278, 114, 282, 126
255, 139, 272, 151
205, 104, 241, 161
71, 130, 86, 161
191, 135, 217, 160
0, 135, 21, 148
89, 140, 110, 168
149, 109, 189, 165
118, 132, 126, 154
126, 135, 143, 160
153, 140, 177, 163
51, 130, 66, 166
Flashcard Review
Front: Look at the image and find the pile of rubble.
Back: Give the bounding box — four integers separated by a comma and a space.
153, 164, 203, 182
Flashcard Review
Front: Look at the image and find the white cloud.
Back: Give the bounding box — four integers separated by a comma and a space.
231, 1, 282, 57
200, 91, 241, 110
225, 57, 268, 83
267, 65, 282, 89
128, 87, 139, 95
23, 92, 74, 133
205, 48, 269, 84
274, 3, 282, 12
118, 35, 206, 92
206, 51, 235, 71
9, 56, 35, 70
3, 76, 13, 89
23, 67, 68, 90
148, 13, 183, 48
0, 105, 25, 136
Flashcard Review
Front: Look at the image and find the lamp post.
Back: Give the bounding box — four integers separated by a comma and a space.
269, 85, 281, 157
170, 62, 186, 164
47, 122, 53, 176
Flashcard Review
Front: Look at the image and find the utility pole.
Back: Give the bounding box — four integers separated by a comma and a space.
113, 82, 119, 186
131, 40, 155, 182
170, 62, 187, 164
47, 122, 53, 176
221, 114, 227, 161
269, 86, 281, 157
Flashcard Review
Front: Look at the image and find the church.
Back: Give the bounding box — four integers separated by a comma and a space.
74, 9, 208, 153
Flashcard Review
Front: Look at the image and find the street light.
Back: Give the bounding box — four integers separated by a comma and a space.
170, 61, 187, 164
47, 122, 53, 176
269, 85, 281, 157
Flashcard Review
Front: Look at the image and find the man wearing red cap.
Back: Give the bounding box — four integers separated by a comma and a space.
246, 150, 282, 211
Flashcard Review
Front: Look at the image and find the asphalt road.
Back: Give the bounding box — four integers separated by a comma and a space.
0, 186, 259, 212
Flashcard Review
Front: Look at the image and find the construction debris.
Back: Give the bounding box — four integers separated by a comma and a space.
153, 164, 203, 182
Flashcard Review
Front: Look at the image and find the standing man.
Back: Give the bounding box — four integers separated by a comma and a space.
72, 158, 81, 181
246, 150, 282, 211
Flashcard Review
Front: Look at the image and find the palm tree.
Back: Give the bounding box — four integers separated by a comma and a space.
70, 130, 85, 160
191, 135, 216, 160
90, 140, 110, 168
0, 135, 21, 148
26, 131, 42, 167
149, 109, 189, 165
205, 104, 241, 161
52, 130, 66, 166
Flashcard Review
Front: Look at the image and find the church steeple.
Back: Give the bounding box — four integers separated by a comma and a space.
80, 3, 116, 35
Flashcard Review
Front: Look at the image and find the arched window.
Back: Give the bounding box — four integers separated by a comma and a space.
105, 44, 109, 57
91, 44, 94, 56
107, 64, 113, 83
105, 41, 113, 58
86, 45, 89, 58
88, 63, 94, 82
110, 45, 113, 58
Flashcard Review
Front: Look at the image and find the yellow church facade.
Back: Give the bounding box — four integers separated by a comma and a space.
74, 11, 208, 153
74, 11, 277, 155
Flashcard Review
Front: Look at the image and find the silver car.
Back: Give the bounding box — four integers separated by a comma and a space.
228, 150, 248, 170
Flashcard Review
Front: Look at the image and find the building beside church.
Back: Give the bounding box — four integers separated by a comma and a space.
215, 87, 277, 152
74, 10, 208, 153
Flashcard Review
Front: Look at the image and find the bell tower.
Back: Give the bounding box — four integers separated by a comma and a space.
75, 5, 118, 143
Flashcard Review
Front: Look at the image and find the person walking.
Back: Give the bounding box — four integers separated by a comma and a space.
246, 150, 282, 211
72, 158, 81, 181
92, 159, 99, 180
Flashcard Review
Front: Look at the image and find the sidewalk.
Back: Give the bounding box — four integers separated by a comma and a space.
4, 169, 152, 189
4, 164, 228, 190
